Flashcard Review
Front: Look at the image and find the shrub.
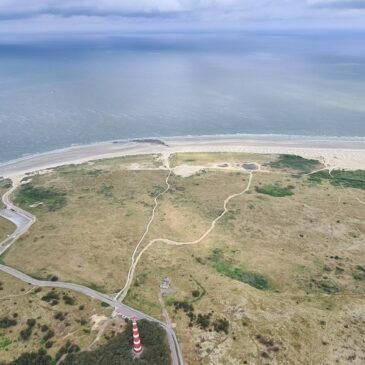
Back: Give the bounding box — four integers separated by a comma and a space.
215, 261, 270, 290
54, 312, 66, 321
2, 348, 52, 365
26, 319, 36, 328
213, 318, 229, 334
19, 326, 32, 341
63, 295, 76, 305
42, 330, 54, 342
0, 317, 17, 329
255, 184, 294, 197
41, 291, 60, 302
196, 313, 211, 330
192, 290, 200, 298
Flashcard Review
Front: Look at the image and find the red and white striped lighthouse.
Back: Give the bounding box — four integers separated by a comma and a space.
132, 317, 142, 353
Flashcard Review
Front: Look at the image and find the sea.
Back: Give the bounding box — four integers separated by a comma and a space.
0, 31, 365, 163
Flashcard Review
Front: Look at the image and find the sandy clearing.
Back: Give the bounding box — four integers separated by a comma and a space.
173, 164, 206, 177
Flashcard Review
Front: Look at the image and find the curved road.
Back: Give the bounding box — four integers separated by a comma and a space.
0, 182, 184, 365
0, 181, 36, 255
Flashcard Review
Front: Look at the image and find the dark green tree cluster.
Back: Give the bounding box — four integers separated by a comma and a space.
0, 317, 17, 329
41, 290, 60, 306
0, 349, 52, 365
0, 320, 171, 365
60, 320, 171, 365
19, 319, 36, 341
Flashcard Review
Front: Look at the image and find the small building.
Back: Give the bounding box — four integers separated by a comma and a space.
160, 277, 171, 290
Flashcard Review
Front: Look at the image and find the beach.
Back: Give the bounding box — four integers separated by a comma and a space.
1, 136, 365, 178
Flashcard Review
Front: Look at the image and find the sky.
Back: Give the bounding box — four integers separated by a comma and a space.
0, 0, 365, 34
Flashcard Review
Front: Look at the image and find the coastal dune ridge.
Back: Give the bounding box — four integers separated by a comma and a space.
1, 136, 365, 178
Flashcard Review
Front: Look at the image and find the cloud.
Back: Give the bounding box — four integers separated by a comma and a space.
308, 0, 365, 9
0, 0, 364, 33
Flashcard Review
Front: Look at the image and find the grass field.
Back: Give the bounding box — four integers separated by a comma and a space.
2, 152, 365, 364
4, 154, 167, 292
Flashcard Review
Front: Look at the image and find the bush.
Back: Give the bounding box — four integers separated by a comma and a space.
255, 184, 294, 197
41, 324, 49, 332
42, 330, 54, 342
54, 312, 66, 321
192, 290, 200, 298
26, 319, 36, 328
2, 348, 52, 365
45, 341, 54, 349
213, 318, 229, 334
41, 291, 60, 302
0, 317, 17, 329
196, 313, 211, 330
19, 326, 32, 341
215, 260, 270, 290
63, 295, 76, 305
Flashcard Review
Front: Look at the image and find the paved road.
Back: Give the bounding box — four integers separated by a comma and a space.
0, 182, 36, 255
0, 183, 184, 365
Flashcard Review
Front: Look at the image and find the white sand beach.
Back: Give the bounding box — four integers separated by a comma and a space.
1, 136, 365, 178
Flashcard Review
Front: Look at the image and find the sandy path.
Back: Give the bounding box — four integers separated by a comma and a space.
117, 171, 253, 302
115, 168, 172, 301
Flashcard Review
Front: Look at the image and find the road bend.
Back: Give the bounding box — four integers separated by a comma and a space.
0, 181, 184, 365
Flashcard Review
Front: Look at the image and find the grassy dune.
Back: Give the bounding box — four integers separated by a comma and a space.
2, 152, 365, 365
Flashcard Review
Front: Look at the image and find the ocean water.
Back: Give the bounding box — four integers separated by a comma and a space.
0, 32, 365, 162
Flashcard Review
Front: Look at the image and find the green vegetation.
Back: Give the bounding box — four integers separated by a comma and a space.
41, 291, 60, 304
63, 294, 76, 305
0, 317, 17, 329
269, 154, 320, 173
15, 183, 67, 211
19, 319, 36, 341
208, 250, 270, 290
353, 265, 365, 281
255, 184, 294, 197
310, 279, 339, 294
0, 337, 12, 349
0, 349, 52, 365
0, 179, 12, 190
213, 318, 229, 334
309, 169, 365, 190
215, 260, 270, 290
59, 320, 171, 365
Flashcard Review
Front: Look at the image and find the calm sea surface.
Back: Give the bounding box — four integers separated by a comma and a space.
0, 32, 365, 162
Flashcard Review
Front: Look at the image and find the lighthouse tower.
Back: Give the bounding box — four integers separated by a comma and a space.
132, 317, 142, 354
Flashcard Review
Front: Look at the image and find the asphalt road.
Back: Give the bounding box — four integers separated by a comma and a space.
0, 183, 184, 365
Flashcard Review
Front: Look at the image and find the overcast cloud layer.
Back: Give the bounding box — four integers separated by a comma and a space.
0, 0, 364, 34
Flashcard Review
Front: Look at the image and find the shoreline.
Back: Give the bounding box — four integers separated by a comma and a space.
1, 135, 365, 178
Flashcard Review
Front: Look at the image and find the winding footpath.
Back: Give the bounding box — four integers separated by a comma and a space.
0, 180, 184, 365
117, 171, 254, 302
115, 168, 172, 301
